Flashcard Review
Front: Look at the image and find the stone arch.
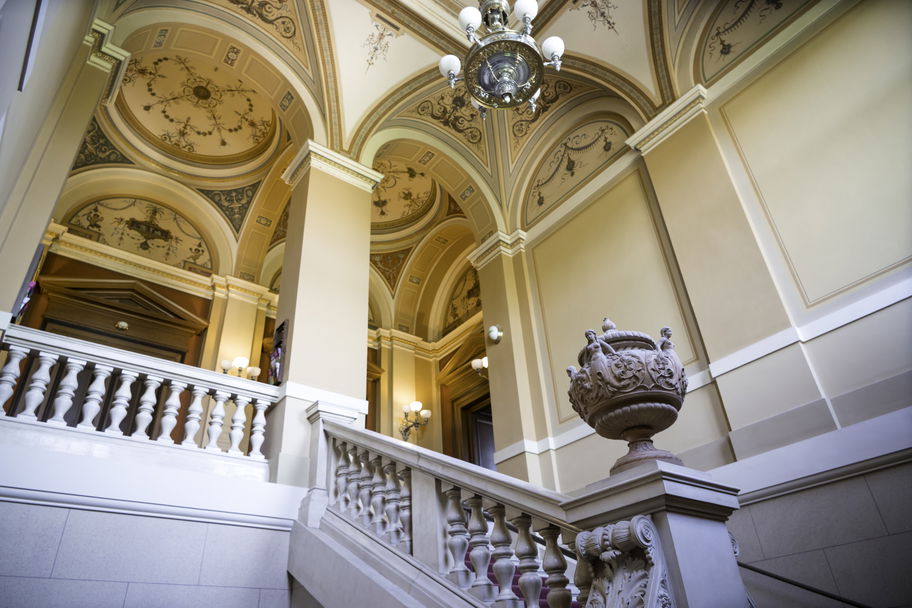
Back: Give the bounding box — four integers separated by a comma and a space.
360, 128, 505, 243
109, 6, 325, 146
55, 166, 235, 275
367, 266, 395, 330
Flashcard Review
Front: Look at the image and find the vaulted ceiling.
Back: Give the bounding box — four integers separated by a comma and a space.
57, 0, 817, 340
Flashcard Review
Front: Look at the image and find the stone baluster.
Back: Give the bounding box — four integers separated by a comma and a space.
541, 526, 571, 608
487, 504, 522, 608
0, 346, 29, 414
47, 358, 86, 426
397, 468, 412, 554
77, 364, 112, 430
17, 352, 58, 419
466, 496, 496, 603
248, 398, 267, 458
181, 385, 207, 446
444, 487, 472, 589
357, 450, 373, 528
383, 461, 402, 547
105, 370, 138, 434
204, 390, 230, 450
156, 381, 186, 443
368, 455, 387, 536
512, 514, 543, 608
227, 395, 250, 454
344, 445, 361, 520
131, 375, 162, 438
333, 441, 349, 507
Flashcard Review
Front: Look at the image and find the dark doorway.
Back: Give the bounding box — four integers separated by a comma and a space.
462, 398, 495, 470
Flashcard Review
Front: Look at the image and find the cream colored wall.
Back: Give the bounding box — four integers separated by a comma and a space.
513, 0, 912, 492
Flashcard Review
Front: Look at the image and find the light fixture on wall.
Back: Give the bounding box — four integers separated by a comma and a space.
232, 356, 249, 376
400, 401, 431, 441
487, 325, 503, 344
437, 0, 564, 114
470, 356, 489, 377
220, 357, 260, 381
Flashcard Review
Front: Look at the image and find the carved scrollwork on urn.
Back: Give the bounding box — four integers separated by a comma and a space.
566, 318, 687, 473
574, 515, 675, 608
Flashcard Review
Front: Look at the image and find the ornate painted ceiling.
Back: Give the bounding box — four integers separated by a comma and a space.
57, 0, 818, 340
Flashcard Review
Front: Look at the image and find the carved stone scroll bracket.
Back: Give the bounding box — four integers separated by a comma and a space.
574, 515, 675, 608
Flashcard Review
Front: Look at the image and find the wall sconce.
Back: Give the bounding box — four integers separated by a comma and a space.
487, 325, 503, 344
400, 401, 431, 441
220, 357, 260, 380
470, 356, 489, 377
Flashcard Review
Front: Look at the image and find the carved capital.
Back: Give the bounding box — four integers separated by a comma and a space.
575, 515, 674, 608
626, 86, 708, 155
83, 20, 130, 103
467, 230, 527, 270
281, 140, 383, 192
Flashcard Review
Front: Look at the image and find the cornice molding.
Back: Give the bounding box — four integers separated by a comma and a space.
626, 85, 709, 155
467, 230, 527, 270
84, 19, 130, 103
281, 140, 382, 192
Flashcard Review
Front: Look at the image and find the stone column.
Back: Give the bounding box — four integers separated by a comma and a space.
629, 86, 832, 458
199, 277, 228, 371
0, 19, 129, 328
468, 231, 551, 486
264, 141, 381, 486
216, 276, 271, 373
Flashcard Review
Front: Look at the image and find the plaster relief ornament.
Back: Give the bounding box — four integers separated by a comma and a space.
566, 318, 687, 474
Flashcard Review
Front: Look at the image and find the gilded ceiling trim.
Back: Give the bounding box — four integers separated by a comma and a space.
647, 0, 677, 105
561, 55, 658, 121
305, 0, 342, 148
348, 69, 440, 159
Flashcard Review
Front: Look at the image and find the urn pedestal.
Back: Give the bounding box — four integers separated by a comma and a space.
566, 319, 688, 474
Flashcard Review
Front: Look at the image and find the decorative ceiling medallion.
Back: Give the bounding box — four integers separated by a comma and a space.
370, 159, 437, 231
701, 0, 815, 84
442, 266, 481, 335
370, 247, 413, 292
118, 53, 276, 164
72, 117, 133, 171
66, 197, 212, 273
525, 119, 628, 228
197, 181, 262, 235
571, 0, 620, 33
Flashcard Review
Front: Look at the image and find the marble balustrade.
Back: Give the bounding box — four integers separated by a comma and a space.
0, 325, 277, 458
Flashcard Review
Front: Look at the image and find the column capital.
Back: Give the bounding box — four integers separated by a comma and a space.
281, 140, 383, 191
626, 85, 709, 155
468, 230, 527, 270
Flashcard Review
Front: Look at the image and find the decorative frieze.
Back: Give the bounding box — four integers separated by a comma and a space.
281, 140, 382, 192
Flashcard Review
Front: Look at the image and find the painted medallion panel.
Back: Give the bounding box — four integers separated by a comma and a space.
66, 198, 213, 273
442, 266, 482, 335
524, 119, 629, 228
371, 159, 437, 231
118, 52, 276, 164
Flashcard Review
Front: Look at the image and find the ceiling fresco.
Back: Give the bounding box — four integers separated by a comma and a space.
53, 0, 826, 338
66, 198, 213, 274
118, 52, 277, 163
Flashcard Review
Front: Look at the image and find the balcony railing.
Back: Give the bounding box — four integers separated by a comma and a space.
0, 325, 278, 463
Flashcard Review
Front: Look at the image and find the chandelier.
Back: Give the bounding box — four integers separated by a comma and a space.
437, 0, 565, 115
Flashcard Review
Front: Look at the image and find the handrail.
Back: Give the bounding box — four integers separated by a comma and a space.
323, 419, 576, 528
3, 324, 278, 402
737, 561, 873, 608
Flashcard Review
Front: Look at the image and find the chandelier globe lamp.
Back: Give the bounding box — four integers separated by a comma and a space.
437, 0, 564, 114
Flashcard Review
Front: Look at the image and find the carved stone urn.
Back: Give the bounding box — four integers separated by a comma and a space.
566, 318, 687, 474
